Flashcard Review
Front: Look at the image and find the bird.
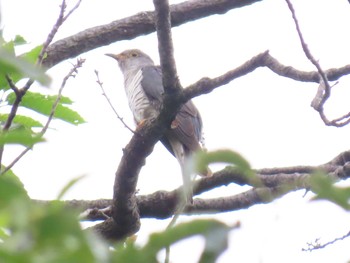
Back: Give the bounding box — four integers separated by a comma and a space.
106, 49, 211, 192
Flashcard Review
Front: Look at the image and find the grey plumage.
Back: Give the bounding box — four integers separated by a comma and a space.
106, 49, 210, 177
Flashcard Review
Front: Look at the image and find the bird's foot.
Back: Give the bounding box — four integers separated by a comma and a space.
136, 119, 148, 131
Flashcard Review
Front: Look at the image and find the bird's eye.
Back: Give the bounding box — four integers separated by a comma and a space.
131, 52, 138, 57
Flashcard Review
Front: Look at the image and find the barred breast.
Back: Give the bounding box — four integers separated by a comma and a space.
124, 69, 158, 123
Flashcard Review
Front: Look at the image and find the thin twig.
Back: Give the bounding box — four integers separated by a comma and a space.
2, 76, 23, 131
302, 230, 350, 252
36, 0, 66, 67
328, 111, 350, 127
0, 77, 24, 169
285, 0, 330, 103
285, 0, 343, 127
23, 0, 81, 92
0, 0, 82, 173
37, 0, 82, 67
5, 75, 20, 95
63, 0, 82, 22
41, 58, 85, 135
285, 0, 350, 127
20, 0, 67, 93
1, 59, 85, 175
94, 70, 135, 134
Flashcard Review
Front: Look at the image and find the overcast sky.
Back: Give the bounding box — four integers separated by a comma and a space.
2, 0, 350, 262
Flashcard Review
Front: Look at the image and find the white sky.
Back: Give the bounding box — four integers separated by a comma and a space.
2, 0, 350, 262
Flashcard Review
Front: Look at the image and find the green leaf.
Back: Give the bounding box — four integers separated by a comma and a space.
197, 150, 251, 170
148, 219, 229, 251
1, 165, 27, 192
0, 46, 50, 88
13, 35, 27, 46
310, 171, 350, 210
56, 175, 86, 200
113, 219, 233, 263
194, 149, 259, 185
0, 37, 48, 90
199, 222, 231, 263
0, 114, 43, 129
0, 129, 44, 146
1, 39, 15, 54
0, 170, 29, 207
20, 45, 43, 64
31, 202, 106, 263
54, 103, 86, 125
1, 35, 27, 50
7, 91, 85, 125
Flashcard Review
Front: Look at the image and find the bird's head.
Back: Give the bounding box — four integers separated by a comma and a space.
106, 49, 154, 73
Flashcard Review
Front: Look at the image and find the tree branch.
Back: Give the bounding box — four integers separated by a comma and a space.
153, 0, 180, 94
0, 0, 79, 171
107, 0, 204, 241
1, 58, 85, 175
42, 0, 262, 68
183, 51, 350, 101
105, 102, 188, 240
94, 70, 135, 133
29, 0, 350, 242
36, 150, 350, 225
302, 230, 350, 252
87, 47, 350, 241
285, 0, 329, 93
284, 0, 350, 127
184, 51, 270, 99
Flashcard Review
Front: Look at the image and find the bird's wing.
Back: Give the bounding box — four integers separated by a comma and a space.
141, 66, 164, 103
141, 65, 202, 152
160, 102, 202, 157
141, 66, 176, 154
171, 101, 203, 152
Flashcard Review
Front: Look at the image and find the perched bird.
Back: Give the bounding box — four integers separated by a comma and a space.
106, 49, 211, 180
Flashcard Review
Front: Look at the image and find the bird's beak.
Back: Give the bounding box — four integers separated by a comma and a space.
105, 53, 121, 61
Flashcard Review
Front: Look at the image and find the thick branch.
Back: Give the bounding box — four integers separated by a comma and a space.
184, 51, 270, 99
110, 120, 164, 240
60, 51, 350, 241
42, 0, 262, 68
35, 0, 350, 242
183, 51, 350, 101
46, 150, 350, 224
153, 0, 180, 95
88, 58, 350, 238
108, 0, 185, 241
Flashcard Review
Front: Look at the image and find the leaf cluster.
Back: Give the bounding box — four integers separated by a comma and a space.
310, 171, 350, 210
0, 35, 85, 147
0, 173, 232, 263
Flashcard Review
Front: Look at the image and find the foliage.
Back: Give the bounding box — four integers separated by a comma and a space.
194, 149, 259, 185
6, 91, 85, 125
0, 128, 44, 147
113, 219, 232, 263
0, 34, 85, 151
0, 173, 233, 263
0, 173, 108, 263
0, 31, 236, 262
0, 35, 50, 88
0, 4, 349, 262
309, 171, 350, 210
